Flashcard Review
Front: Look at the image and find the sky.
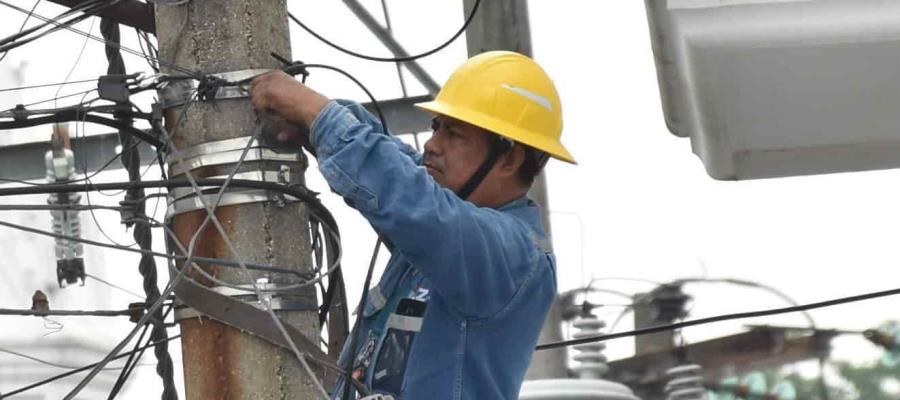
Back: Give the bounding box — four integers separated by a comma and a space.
2, 0, 900, 397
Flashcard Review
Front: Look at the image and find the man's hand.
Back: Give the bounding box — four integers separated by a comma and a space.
249, 70, 330, 132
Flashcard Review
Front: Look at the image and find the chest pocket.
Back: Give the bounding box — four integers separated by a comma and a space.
371, 297, 427, 395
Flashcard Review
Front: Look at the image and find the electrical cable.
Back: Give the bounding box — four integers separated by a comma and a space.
106, 295, 178, 400
0, 0, 101, 50
0, 203, 124, 211
535, 285, 900, 351
0, 0, 200, 77
287, 0, 480, 63
0, 130, 146, 188
54, 14, 95, 109
134, 27, 159, 72
0, 0, 113, 55
674, 277, 817, 329
98, 16, 177, 398
0, 335, 180, 398
0, 347, 128, 370
0, 306, 157, 317
4, 88, 97, 110
0, 108, 165, 149
340, 239, 381, 399
235, 62, 390, 134
0, 0, 42, 63
0, 217, 315, 279
62, 161, 221, 398
0, 78, 96, 93
107, 321, 154, 399
85, 272, 145, 299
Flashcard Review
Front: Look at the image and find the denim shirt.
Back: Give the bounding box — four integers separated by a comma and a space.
311, 100, 557, 400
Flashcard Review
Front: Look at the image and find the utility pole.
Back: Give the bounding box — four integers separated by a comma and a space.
154, 2, 321, 399
463, 0, 568, 380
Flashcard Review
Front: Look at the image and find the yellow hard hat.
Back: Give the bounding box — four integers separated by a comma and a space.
416, 51, 575, 164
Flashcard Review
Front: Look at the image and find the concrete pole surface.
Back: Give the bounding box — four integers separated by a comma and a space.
155, 2, 322, 399
463, 0, 568, 380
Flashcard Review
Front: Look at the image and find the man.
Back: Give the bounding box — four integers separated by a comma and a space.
250, 51, 576, 399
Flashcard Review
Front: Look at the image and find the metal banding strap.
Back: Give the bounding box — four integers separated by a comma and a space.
170, 136, 257, 161
173, 276, 337, 367
166, 189, 302, 219
158, 69, 271, 110
164, 135, 306, 218
168, 171, 285, 201
168, 148, 302, 177
174, 282, 317, 321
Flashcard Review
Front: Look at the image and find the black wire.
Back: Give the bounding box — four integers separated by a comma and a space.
134, 27, 159, 73
0, 0, 101, 51
5, 88, 97, 110
108, 301, 177, 399
0, 78, 96, 93
0, 134, 143, 187
107, 322, 152, 399
0, 306, 154, 317
287, 0, 480, 62
0, 216, 313, 279
535, 286, 900, 351
0, 204, 125, 211
0, 179, 337, 273
339, 240, 380, 399
0, 0, 111, 54
0, 0, 200, 77
0, 0, 41, 63
278, 63, 390, 134
0, 108, 165, 149
0, 334, 181, 399
99, 15, 177, 398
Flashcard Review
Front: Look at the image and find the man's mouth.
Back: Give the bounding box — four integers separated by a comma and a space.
425, 162, 442, 174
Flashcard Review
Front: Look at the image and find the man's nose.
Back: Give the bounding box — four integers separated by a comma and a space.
424, 134, 440, 156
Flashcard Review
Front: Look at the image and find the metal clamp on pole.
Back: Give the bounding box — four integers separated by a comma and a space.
174, 278, 317, 322
164, 135, 306, 218
157, 69, 270, 110
171, 275, 337, 368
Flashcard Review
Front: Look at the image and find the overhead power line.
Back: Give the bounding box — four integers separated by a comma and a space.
0, 335, 182, 399
536, 285, 900, 350
288, 0, 481, 63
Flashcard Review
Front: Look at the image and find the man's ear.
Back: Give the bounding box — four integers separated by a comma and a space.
495, 144, 526, 178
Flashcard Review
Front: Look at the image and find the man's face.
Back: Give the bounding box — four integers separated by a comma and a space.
423, 115, 492, 193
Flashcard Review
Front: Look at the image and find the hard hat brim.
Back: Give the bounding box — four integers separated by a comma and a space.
415, 100, 577, 165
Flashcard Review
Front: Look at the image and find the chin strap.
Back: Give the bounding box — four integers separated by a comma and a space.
456, 136, 513, 200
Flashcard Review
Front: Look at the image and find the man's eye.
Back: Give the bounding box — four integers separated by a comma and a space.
430, 118, 439, 132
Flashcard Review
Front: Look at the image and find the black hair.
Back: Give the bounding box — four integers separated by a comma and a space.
517, 145, 549, 186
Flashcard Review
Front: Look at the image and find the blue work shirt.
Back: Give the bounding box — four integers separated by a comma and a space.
311, 100, 557, 400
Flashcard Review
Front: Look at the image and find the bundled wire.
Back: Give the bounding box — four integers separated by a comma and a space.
97, 16, 176, 400
0, 0, 43, 63
0, 0, 200, 77
1, 335, 182, 399
0, 0, 116, 54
